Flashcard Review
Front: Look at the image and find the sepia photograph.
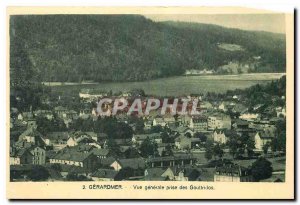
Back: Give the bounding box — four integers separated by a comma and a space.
6, 6, 294, 199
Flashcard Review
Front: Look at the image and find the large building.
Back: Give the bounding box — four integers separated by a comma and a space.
208, 113, 231, 130
189, 116, 208, 132
214, 164, 253, 182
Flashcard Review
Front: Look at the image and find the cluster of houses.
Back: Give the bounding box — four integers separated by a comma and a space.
9, 90, 286, 182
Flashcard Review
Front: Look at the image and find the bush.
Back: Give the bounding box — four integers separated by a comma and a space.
251, 157, 273, 181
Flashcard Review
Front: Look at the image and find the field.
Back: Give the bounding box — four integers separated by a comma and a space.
48, 73, 285, 97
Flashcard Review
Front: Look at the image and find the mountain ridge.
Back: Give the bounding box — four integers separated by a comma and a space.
10, 15, 286, 82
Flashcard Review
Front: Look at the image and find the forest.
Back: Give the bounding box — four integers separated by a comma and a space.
10, 15, 286, 83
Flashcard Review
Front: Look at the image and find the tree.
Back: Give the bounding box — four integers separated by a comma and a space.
246, 137, 256, 158
205, 140, 214, 161
161, 131, 174, 143
27, 166, 50, 181
128, 116, 144, 134
36, 116, 53, 135
263, 142, 270, 155
106, 138, 122, 157
271, 131, 286, 153
184, 132, 192, 138
94, 117, 133, 139
151, 125, 163, 133
251, 157, 273, 181
195, 132, 207, 143
66, 172, 92, 181
124, 147, 140, 158
51, 163, 62, 172
162, 144, 173, 157
213, 143, 224, 159
227, 135, 239, 158
140, 138, 158, 158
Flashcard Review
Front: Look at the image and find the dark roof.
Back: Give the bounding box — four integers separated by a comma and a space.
100, 157, 116, 166
224, 130, 239, 138
133, 133, 161, 141
59, 164, 86, 173
233, 104, 247, 113
145, 168, 169, 178
176, 168, 200, 179
235, 119, 249, 126
170, 126, 191, 133
117, 158, 146, 169
215, 164, 251, 177
75, 144, 96, 152
19, 128, 43, 140
44, 132, 69, 141
47, 168, 62, 179
147, 154, 196, 163
51, 147, 93, 162
192, 116, 207, 123
10, 148, 32, 157
92, 169, 118, 179
46, 150, 58, 159
54, 106, 67, 111
92, 148, 110, 156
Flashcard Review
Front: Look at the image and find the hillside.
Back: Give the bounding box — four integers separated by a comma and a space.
10, 15, 286, 82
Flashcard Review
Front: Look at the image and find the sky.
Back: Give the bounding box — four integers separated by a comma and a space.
144, 14, 286, 34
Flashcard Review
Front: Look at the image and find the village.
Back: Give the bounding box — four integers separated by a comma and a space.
9, 82, 286, 182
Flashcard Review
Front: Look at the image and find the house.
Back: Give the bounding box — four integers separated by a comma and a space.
146, 154, 197, 168
170, 126, 194, 137
177, 115, 192, 126
174, 168, 200, 181
59, 164, 87, 177
199, 101, 213, 112
163, 115, 176, 126
16, 128, 46, 148
17, 112, 34, 122
254, 128, 276, 151
144, 120, 152, 130
33, 110, 54, 120
212, 129, 227, 144
276, 106, 286, 118
10, 147, 33, 165
207, 113, 231, 130
232, 103, 248, 114
233, 119, 249, 129
153, 117, 166, 127
54, 106, 68, 118
157, 143, 175, 156
144, 167, 175, 181
64, 110, 78, 119
85, 132, 98, 142
99, 157, 116, 168
110, 158, 146, 171
79, 108, 92, 119
214, 164, 253, 182
30, 146, 46, 165
218, 101, 235, 112
49, 147, 98, 172
175, 135, 201, 150
67, 131, 101, 148
43, 132, 69, 150
92, 148, 110, 159
91, 168, 119, 181
189, 116, 207, 132
132, 133, 162, 145
239, 113, 259, 122
26, 118, 37, 129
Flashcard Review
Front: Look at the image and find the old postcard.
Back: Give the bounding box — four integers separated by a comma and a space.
6, 7, 294, 199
